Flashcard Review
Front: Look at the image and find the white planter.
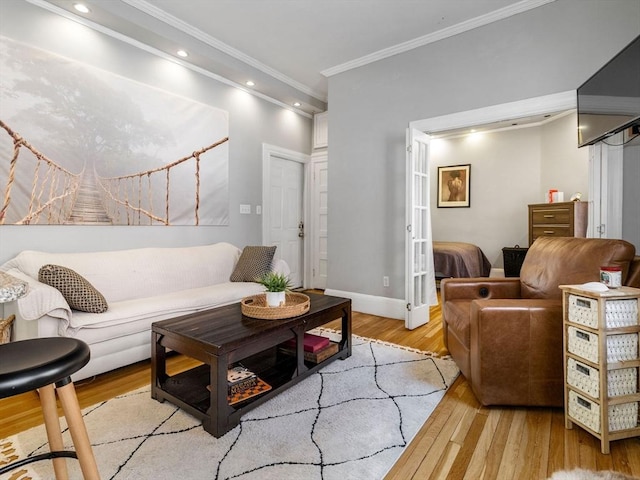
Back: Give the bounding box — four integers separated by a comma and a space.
266, 291, 286, 307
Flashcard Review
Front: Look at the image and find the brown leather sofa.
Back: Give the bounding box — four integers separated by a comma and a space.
441, 237, 638, 407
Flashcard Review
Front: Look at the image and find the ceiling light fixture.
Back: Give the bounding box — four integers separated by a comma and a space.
73, 3, 90, 13
245, 81, 255, 87
176, 50, 188, 58
293, 102, 301, 107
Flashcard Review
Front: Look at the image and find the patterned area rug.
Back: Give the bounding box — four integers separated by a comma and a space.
1, 331, 459, 480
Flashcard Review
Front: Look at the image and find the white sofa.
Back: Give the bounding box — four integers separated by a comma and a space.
0, 242, 289, 380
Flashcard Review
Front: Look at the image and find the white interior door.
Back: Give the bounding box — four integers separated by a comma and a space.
588, 139, 624, 239
312, 157, 328, 289
405, 129, 437, 330
263, 145, 307, 288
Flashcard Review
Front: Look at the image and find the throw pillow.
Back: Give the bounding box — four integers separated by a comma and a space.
230, 246, 276, 282
38, 264, 108, 313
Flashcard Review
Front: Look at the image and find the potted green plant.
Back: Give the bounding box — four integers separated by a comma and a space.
257, 272, 292, 307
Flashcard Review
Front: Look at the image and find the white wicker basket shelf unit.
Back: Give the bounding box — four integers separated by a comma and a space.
561, 285, 640, 455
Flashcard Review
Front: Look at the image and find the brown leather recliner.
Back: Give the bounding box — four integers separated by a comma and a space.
441, 236, 638, 407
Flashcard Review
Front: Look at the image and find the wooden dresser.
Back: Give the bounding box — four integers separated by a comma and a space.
528, 201, 588, 246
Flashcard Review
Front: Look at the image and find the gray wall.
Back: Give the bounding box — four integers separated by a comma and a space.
0, 1, 312, 264
327, 0, 640, 300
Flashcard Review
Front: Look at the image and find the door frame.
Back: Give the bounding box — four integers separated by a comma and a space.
261, 144, 311, 287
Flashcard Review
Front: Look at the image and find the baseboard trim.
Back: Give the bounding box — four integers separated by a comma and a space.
324, 289, 405, 320
490, 268, 505, 277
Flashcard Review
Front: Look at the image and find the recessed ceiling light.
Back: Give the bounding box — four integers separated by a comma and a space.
245, 81, 255, 87
73, 3, 90, 13
293, 102, 301, 107
176, 50, 188, 58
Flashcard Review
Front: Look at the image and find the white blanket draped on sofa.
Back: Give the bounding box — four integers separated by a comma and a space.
0, 242, 289, 380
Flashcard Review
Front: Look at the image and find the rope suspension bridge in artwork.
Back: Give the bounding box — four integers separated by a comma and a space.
0, 120, 228, 225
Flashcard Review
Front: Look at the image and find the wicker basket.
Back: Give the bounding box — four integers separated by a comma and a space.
567, 357, 638, 398
241, 292, 310, 320
569, 390, 639, 433
568, 326, 638, 364
569, 295, 638, 329
0, 315, 14, 344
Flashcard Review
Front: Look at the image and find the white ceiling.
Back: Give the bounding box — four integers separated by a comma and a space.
39, 0, 552, 115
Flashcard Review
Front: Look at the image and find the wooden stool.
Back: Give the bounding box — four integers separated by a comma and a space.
0, 337, 100, 479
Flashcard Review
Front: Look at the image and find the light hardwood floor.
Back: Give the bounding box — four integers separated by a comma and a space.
1, 302, 639, 479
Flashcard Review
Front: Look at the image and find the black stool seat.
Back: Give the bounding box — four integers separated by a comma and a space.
0, 337, 90, 398
0, 337, 99, 479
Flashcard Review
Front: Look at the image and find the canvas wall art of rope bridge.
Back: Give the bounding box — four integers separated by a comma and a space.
0, 36, 230, 227
1, 121, 228, 226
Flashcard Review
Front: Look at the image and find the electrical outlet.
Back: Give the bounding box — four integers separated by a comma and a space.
239, 204, 251, 215
383, 276, 389, 287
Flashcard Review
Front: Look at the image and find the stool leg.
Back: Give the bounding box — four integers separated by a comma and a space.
39, 384, 69, 480
56, 382, 100, 480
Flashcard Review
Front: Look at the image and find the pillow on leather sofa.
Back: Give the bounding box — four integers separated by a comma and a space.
230, 246, 276, 282
38, 264, 108, 313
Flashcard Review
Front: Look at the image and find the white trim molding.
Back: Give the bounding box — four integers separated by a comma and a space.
25, 0, 314, 118
322, 0, 556, 77
122, 0, 326, 103
411, 91, 576, 133
324, 289, 406, 320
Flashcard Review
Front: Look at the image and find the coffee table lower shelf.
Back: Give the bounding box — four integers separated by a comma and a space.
155, 344, 348, 435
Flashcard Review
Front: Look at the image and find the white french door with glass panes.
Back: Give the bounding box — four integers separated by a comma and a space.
405, 129, 437, 330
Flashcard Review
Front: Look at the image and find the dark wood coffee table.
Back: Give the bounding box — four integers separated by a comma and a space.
151, 293, 351, 437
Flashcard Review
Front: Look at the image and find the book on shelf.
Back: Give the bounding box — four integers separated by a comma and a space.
281, 333, 331, 353
227, 378, 272, 405
207, 377, 272, 405
227, 365, 255, 384
279, 341, 339, 364
229, 376, 258, 394
227, 364, 258, 394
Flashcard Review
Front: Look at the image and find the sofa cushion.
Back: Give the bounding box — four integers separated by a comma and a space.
230, 246, 276, 282
38, 264, 108, 313
66, 281, 266, 335
520, 237, 636, 299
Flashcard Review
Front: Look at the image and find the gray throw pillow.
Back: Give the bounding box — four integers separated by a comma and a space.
38, 264, 108, 313
230, 246, 276, 282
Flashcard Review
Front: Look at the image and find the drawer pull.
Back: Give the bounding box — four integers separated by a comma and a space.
577, 396, 591, 409
576, 330, 590, 341
543, 214, 555, 218
543, 230, 555, 234
576, 363, 590, 376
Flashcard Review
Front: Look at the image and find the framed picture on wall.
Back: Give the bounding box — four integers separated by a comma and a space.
437, 164, 471, 208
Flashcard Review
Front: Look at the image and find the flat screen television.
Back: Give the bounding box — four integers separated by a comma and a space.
577, 35, 640, 147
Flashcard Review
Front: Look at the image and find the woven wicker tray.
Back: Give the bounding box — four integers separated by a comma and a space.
241, 292, 310, 320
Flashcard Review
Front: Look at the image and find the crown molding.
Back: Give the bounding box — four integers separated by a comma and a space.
121, 0, 327, 103
25, 0, 312, 118
322, 0, 556, 78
